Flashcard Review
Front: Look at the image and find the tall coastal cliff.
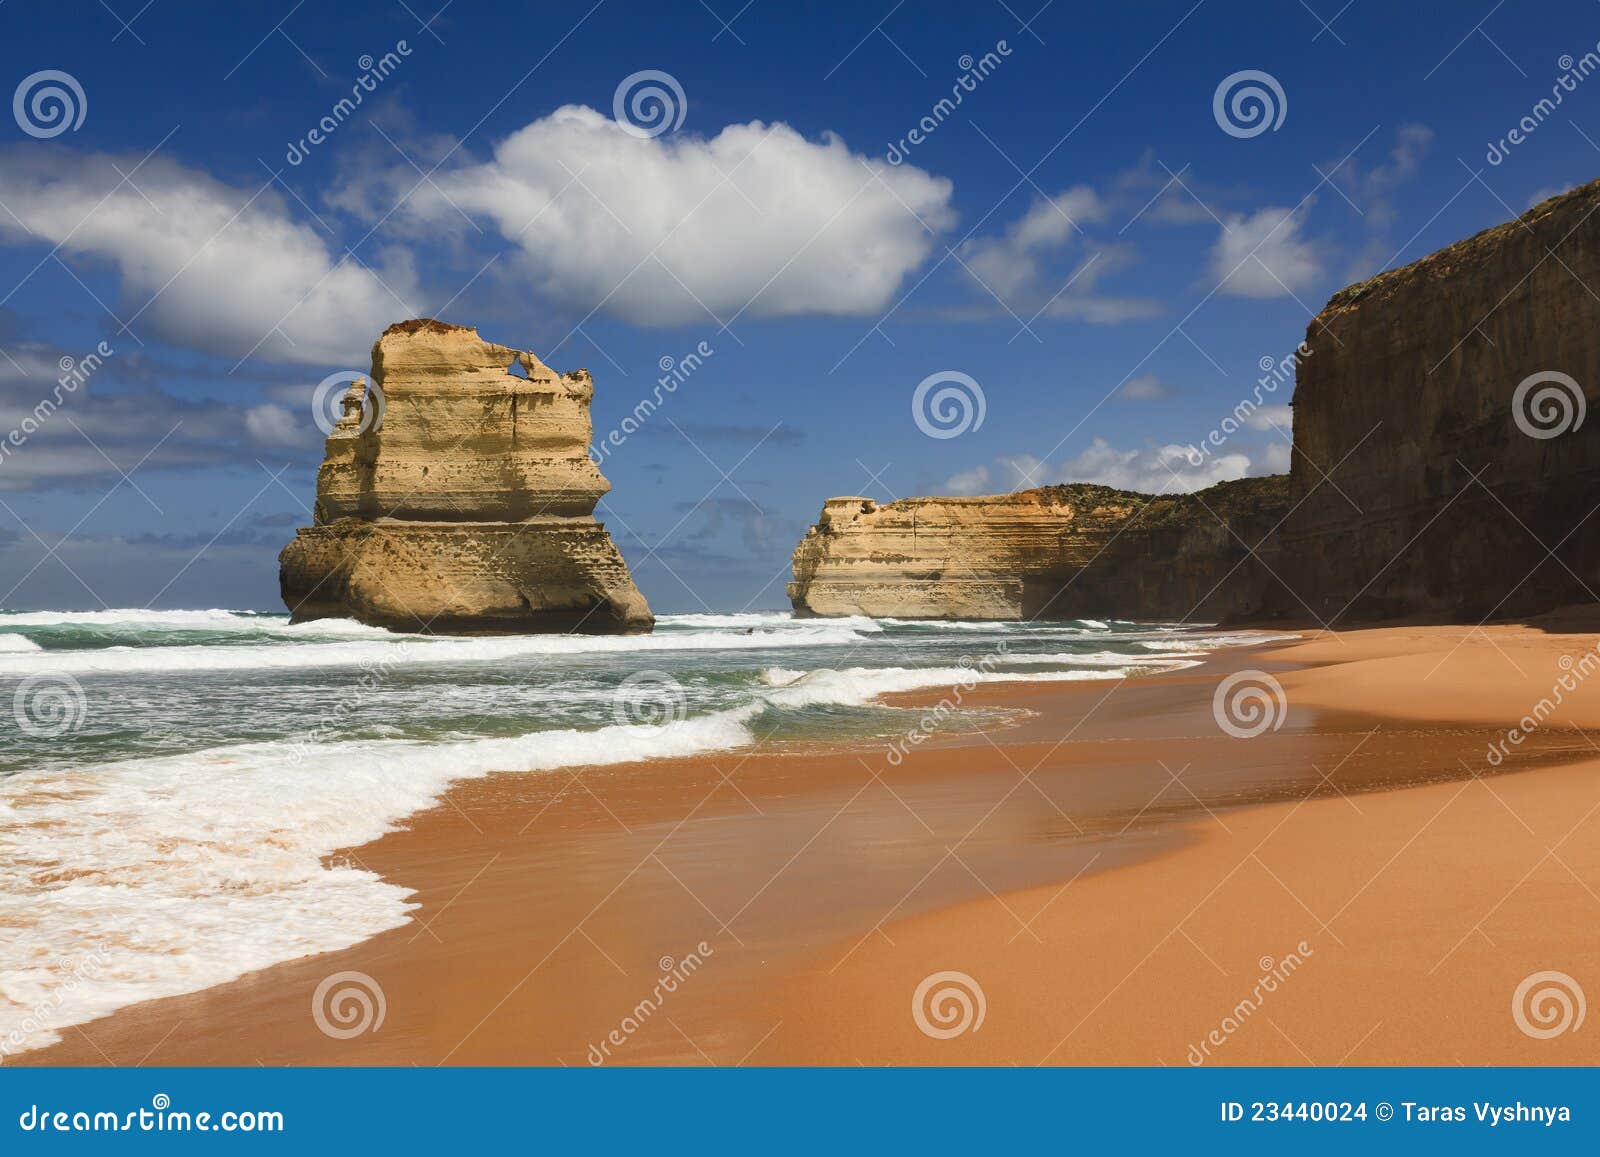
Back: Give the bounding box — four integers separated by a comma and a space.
1279, 180, 1600, 622
792, 178, 1600, 626
279, 320, 653, 634
788, 477, 1288, 622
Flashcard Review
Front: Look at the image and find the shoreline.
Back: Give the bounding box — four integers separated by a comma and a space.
13, 622, 1600, 1066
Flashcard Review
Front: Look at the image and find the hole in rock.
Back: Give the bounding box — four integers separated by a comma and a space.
506, 357, 531, 379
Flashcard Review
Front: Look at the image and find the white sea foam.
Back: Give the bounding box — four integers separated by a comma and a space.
0, 624, 873, 676
0, 708, 759, 1057
0, 607, 1268, 1059
759, 664, 1128, 708
0, 608, 367, 631
657, 611, 883, 633
1004, 649, 1202, 669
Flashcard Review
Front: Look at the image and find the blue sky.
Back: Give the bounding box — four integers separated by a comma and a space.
0, 0, 1594, 612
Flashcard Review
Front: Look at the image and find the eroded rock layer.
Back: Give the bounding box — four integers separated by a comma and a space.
788, 478, 1289, 622
1279, 180, 1600, 622
280, 320, 653, 634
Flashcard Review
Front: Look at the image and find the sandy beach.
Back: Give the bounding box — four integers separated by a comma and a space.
17, 621, 1600, 1067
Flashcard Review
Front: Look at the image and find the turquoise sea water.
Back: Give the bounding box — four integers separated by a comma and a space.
0, 608, 1271, 1058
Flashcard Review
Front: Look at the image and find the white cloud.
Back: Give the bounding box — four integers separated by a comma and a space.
390, 106, 955, 326
244, 403, 311, 447
1115, 373, 1174, 401
0, 148, 418, 365
1050, 439, 1251, 493
1260, 440, 1292, 472
1329, 124, 1434, 279
1331, 123, 1432, 228
1241, 403, 1293, 431
961, 186, 1106, 299
957, 439, 1254, 497
1210, 205, 1323, 298
943, 464, 992, 495
954, 187, 1158, 322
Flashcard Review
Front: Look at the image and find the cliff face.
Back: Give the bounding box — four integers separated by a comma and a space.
1281, 179, 1600, 622
279, 320, 653, 634
788, 477, 1289, 622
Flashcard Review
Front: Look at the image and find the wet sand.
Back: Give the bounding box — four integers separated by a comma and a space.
18, 622, 1600, 1066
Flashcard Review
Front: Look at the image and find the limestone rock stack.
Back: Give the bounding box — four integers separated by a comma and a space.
788, 478, 1288, 622
279, 320, 653, 634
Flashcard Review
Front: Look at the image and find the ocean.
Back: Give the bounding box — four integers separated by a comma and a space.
0, 608, 1274, 1056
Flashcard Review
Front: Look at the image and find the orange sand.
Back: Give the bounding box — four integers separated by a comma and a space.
18, 622, 1600, 1066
